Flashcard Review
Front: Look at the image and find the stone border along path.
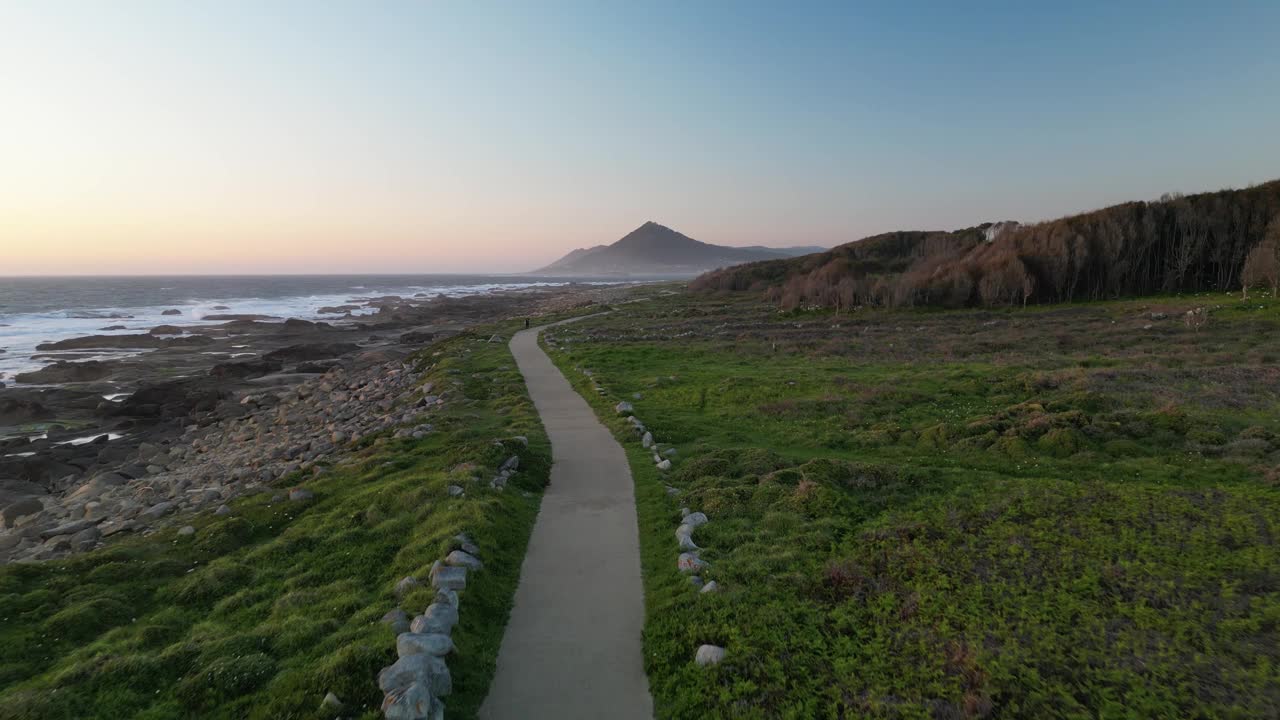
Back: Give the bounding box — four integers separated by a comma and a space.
479, 317, 654, 719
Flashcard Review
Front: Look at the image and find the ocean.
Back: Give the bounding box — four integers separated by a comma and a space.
0, 274, 615, 380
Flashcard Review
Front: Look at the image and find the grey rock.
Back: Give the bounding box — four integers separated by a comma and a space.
445, 549, 483, 570
434, 588, 459, 608
381, 681, 433, 720
176, 525, 196, 536
1, 498, 43, 529
410, 602, 459, 635
682, 511, 709, 528
40, 519, 98, 539
695, 644, 726, 666
614, 401, 634, 415
500, 455, 519, 472
70, 526, 102, 551
447, 484, 465, 497
688, 575, 704, 590
678, 552, 708, 573
675, 525, 700, 551
663, 448, 678, 457
656, 459, 672, 471
288, 488, 314, 502
214, 504, 232, 516
700, 580, 720, 594
378, 651, 441, 694
641, 432, 654, 449
139, 501, 175, 521
321, 691, 342, 709
394, 576, 421, 597
396, 632, 455, 658
432, 561, 468, 589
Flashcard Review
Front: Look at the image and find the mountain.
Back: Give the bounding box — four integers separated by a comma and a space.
691, 178, 1280, 309
533, 222, 821, 276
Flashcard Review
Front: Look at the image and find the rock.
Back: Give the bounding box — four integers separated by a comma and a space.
615, 401, 634, 415
214, 504, 231, 516
138, 500, 176, 522
695, 644, 726, 666
382, 681, 433, 720
262, 343, 360, 364
40, 519, 98, 538
641, 432, 654, 449
397, 632, 455, 658
394, 576, 421, 597
410, 602, 459, 635
148, 324, 184, 335
446, 484, 465, 497
675, 525, 699, 551
663, 448, 678, 457
383, 608, 412, 635
488, 334, 503, 343
288, 488, 314, 502
330, 431, 347, 444
70, 525, 102, 550
399, 330, 436, 345
177, 525, 196, 536
500, 455, 519, 472
682, 511, 709, 528
1, 498, 43, 529
632, 392, 643, 400
656, 459, 672, 471
434, 589, 459, 608
430, 562, 467, 591
378, 653, 448, 695
700, 580, 720, 594
161, 309, 182, 315
689, 575, 704, 590
678, 552, 708, 573
320, 691, 342, 709
15, 360, 114, 384
511, 435, 529, 446
445, 549, 483, 570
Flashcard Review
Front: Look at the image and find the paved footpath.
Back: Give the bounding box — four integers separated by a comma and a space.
480, 320, 653, 720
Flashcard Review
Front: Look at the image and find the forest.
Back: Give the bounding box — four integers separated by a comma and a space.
691, 179, 1280, 309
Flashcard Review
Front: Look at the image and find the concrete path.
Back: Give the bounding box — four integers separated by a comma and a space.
480, 320, 653, 720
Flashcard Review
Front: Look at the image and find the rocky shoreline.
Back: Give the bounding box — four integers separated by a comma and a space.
0, 284, 629, 564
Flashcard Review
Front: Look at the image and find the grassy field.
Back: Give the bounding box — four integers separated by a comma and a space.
544, 290, 1280, 719
0, 323, 550, 720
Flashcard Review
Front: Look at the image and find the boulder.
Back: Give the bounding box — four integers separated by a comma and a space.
615, 401, 634, 415
430, 562, 467, 591
397, 632, 455, 658
138, 501, 175, 521
1, 498, 43, 528
378, 652, 450, 697
682, 511, 709, 528
70, 525, 102, 550
381, 681, 434, 720
675, 525, 699, 551
445, 549, 483, 570
161, 309, 182, 316
678, 552, 708, 573
262, 343, 359, 364
641, 432, 654, 449
695, 644, 726, 666
656, 459, 672, 471
15, 361, 113, 384
410, 602, 459, 635
148, 324, 184, 335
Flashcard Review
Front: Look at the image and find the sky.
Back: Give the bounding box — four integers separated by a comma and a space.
1, 1, 1278, 275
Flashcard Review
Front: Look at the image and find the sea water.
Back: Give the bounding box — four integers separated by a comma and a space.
0, 274, 616, 380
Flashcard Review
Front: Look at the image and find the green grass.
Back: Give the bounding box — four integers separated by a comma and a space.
545, 291, 1280, 719
0, 324, 550, 720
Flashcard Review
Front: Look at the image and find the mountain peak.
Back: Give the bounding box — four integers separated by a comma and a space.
532, 223, 822, 276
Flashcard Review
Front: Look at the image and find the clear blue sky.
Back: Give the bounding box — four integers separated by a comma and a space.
2, 1, 1278, 273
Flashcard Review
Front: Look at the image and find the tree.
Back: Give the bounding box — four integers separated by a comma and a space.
1241, 213, 1280, 299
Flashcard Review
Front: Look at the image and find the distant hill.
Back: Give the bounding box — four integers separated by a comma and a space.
691, 179, 1280, 309
533, 222, 821, 276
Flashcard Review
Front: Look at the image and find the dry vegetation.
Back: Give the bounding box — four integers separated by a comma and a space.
693, 180, 1280, 311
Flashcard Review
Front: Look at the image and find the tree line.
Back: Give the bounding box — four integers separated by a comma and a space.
691, 180, 1280, 309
